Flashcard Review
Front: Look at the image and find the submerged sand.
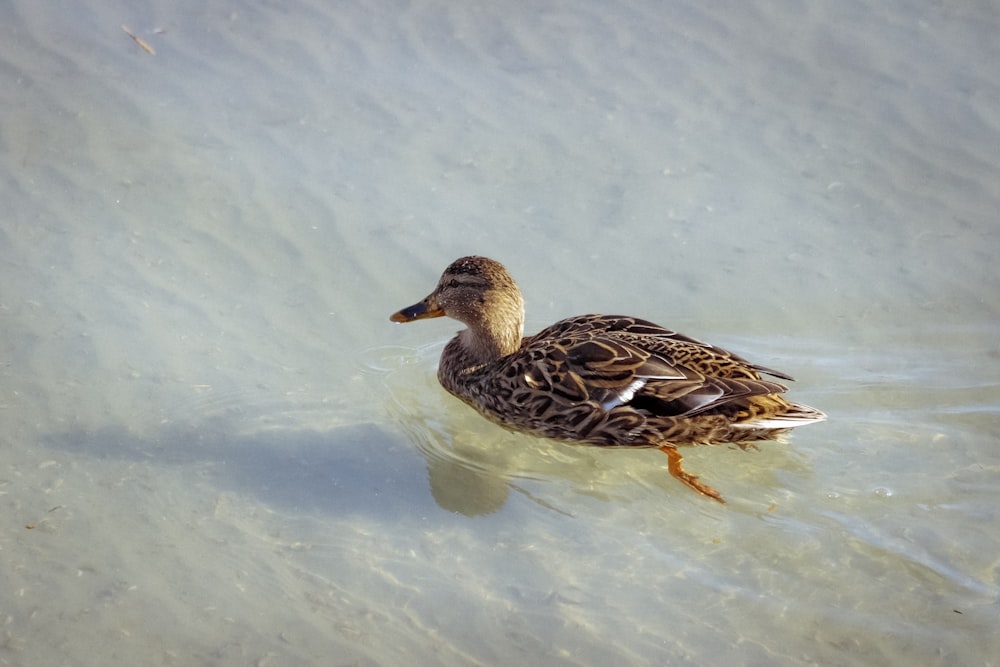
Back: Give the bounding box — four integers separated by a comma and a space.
2, 1, 998, 664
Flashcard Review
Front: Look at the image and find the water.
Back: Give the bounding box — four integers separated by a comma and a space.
2, 1, 998, 664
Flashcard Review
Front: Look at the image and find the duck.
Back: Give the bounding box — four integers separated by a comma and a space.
390, 256, 825, 502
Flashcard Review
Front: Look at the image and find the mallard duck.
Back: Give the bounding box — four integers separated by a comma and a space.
390, 256, 825, 502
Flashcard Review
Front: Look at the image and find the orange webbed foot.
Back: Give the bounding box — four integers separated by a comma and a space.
659, 445, 725, 503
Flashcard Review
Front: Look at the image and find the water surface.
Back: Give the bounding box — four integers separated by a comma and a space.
2, 1, 998, 664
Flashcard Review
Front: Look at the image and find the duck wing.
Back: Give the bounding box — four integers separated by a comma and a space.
518, 315, 790, 417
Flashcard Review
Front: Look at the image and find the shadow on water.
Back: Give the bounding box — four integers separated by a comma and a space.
40, 415, 517, 519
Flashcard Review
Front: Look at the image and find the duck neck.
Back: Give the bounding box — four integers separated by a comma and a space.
441, 284, 525, 380
460, 318, 522, 363
438, 303, 522, 397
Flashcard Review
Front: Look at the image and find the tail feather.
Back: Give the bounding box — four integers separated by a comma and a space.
733, 403, 826, 430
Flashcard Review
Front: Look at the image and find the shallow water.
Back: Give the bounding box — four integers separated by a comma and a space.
2, 0, 998, 664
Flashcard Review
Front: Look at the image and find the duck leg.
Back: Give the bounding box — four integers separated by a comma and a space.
659, 445, 725, 503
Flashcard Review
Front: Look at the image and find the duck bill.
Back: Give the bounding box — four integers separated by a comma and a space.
390, 296, 444, 323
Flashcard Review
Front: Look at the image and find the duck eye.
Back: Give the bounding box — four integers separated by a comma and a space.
447, 279, 461, 288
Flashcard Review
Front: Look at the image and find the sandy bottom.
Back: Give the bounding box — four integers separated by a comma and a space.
2, 0, 998, 664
